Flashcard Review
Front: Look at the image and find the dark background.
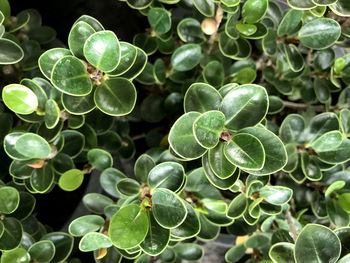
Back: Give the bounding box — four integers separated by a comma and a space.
10, 0, 147, 42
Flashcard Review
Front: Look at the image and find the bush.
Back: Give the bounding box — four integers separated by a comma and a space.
0, 0, 350, 262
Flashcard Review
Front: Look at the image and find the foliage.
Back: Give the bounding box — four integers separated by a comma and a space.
0, 0, 350, 262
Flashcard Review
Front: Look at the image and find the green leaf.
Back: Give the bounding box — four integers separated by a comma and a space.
225, 244, 246, 263
300, 153, 322, 181
283, 44, 304, 72
171, 201, 200, 238
109, 204, 149, 249
79, 232, 112, 252
116, 178, 140, 196
242, 0, 269, 24
325, 181, 346, 197
177, 18, 205, 44
340, 109, 350, 136
1, 247, 30, 263
44, 99, 60, 129
133, 34, 158, 56
83, 193, 113, 214
107, 42, 137, 77
310, 131, 343, 152
203, 153, 240, 190
279, 114, 305, 144
4, 132, 31, 160
236, 67, 257, 84
84, 31, 121, 72
184, 83, 221, 113
203, 61, 225, 88
303, 112, 339, 143
193, 0, 215, 17
312, 0, 337, 5
68, 21, 96, 58
0, 38, 24, 64
152, 188, 187, 228
15, 133, 50, 159
339, 193, 350, 213
174, 243, 203, 261
2, 84, 38, 115
51, 55, 92, 96
41, 232, 74, 263
28, 240, 56, 263
148, 162, 184, 192
277, 9, 303, 36
318, 138, 350, 164
327, 199, 349, 227
134, 154, 155, 184
171, 44, 201, 71
69, 215, 105, 237
94, 78, 136, 116
0, 186, 19, 214
259, 186, 293, 205
236, 23, 257, 36
225, 133, 265, 170
220, 84, 268, 131
193, 111, 225, 149
287, 0, 316, 9
314, 48, 335, 71
31, 164, 54, 193
0, 217, 22, 251
241, 127, 287, 175
330, 0, 350, 16
140, 211, 170, 256
208, 142, 237, 179
58, 169, 85, 191
246, 233, 270, 248
100, 168, 126, 198
299, 18, 341, 50
219, 32, 239, 59
147, 8, 171, 35
269, 242, 295, 263
294, 224, 341, 263
153, 58, 166, 84
38, 48, 72, 80
227, 193, 247, 218
87, 149, 113, 171
74, 15, 104, 32
62, 92, 95, 115
140, 94, 165, 122
334, 227, 350, 258
61, 130, 85, 158
314, 78, 331, 103
169, 112, 207, 160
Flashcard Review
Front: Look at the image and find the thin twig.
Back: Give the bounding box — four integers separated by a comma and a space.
285, 209, 298, 241
283, 101, 330, 112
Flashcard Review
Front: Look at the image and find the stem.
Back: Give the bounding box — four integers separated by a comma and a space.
131, 133, 146, 140
285, 209, 298, 241
206, 5, 223, 54
283, 101, 330, 112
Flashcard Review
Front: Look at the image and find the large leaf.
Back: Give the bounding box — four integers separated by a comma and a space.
184, 83, 221, 113
68, 21, 96, 58
94, 78, 136, 116
151, 188, 187, 228
0, 38, 24, 64
38, 48, 72, 80
58, 169, 85, 192
87, 148, 113, 171
15, 133, 50, 159
294, 224, 341, 263
220, 84, 268, 131
259, 186, 293, 205
2, 84, 38, 115
1, 247, 30, 263
140, 211, 170, 256
69, 215, 105, 237
240, 127, 287, 175
51, 55, 92, 96
242, 0, 269, 24
193, 111, 225, 149
168, 112, 207, 159
0, 217, 22, 251
171, 201, 200, 238
147, 8, 171, 35
208, 142, 237, 179
224, 133, 265, 170
171, 44, 201, 71
298, 18, 341, 50
148, 162, 184, 192
269, 242, 295, 263
41, 232, 74, 263
84, 30, 121, 72
134, 154, 155, 184
28, 240, 56, 263
109, 204, 149, 249
0, 186, 19, 214
79, 232, 112, 252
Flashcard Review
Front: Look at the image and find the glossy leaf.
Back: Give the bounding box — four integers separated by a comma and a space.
2, 84, 38, 115
51, 55, 92, 96
109, 204, 149, 249
0, 38, 24, 64
311, 130, 343, 152
38, 48, 72, 80
269, 242, 295, 263
242, 0, 269, 24
68, 21, 95, 58
152, 188, 187, 228
79, 232, 112, 252
147, 8, 171, 35
41, 232, 74, 263
28, 240, 55, 263
69, 215, 105, 237
299, 18, 341, 50
15, 133, 50, 159
171, 44, 201, 71
87, 149, 113, 171
220, 84, 268, 131
84, 31, 121, 72
295, 224, 341, 263
94, 78, 136, 116
259, 186, 293, 205
58, 169, 85, 191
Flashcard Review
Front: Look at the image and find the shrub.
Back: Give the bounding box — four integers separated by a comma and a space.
0, 0, 350, 262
